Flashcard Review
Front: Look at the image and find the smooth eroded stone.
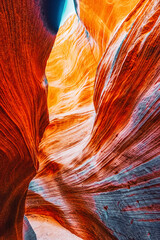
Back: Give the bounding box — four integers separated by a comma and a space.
26, 0, 160, 239
0, 0, 65, 239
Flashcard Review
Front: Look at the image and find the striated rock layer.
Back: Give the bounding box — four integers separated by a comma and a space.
0, 0, 66, 239
26, 0, 160, 240
74, 0, 140, 54
0, 0, 160, 239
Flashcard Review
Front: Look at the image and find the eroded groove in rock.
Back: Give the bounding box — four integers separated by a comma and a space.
46, 14, 100, 114
26, 0, 160, 239
74, 0, 140, 54
0, 0, 65, 239
1, 0, 159, 239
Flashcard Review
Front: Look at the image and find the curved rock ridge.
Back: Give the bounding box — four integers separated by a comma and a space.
74, 0, 140, 54
1, 0, 159, 239
26, 0, 160, 239
90, 0, 160, 152
36, 13, 100, 175
0, 0, 66, 239
46, 14, 100, 114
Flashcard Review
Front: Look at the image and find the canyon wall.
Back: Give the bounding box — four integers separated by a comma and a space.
0, 0, 159, 239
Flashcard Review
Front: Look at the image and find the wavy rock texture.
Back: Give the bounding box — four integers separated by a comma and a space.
0, 0, 65, 239
1, 0, 160, 239
26, 0, 160, 240
46, 14, 99, 114
74, 0, 140, 54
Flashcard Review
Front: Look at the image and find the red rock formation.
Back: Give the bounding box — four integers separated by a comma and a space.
74, 0, 140, 54
0, 0, 55, 239
26, 0, 160, 239
1, 0, 160, 239
46, 14, 100, 113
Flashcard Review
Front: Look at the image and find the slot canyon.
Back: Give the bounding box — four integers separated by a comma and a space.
0, 0, 160, 239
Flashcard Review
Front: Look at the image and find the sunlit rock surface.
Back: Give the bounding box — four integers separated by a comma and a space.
26, 0, 160, 239
0, 0, 69, 239
74, 0, 140, 54
0, 0, 159, 239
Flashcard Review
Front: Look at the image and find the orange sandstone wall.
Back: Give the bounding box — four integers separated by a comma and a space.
26, 0, 160, 240
0, 0, 55, 239
0, 0, 159, 239
74, 0, 140, 53
46, 14, 99, 114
